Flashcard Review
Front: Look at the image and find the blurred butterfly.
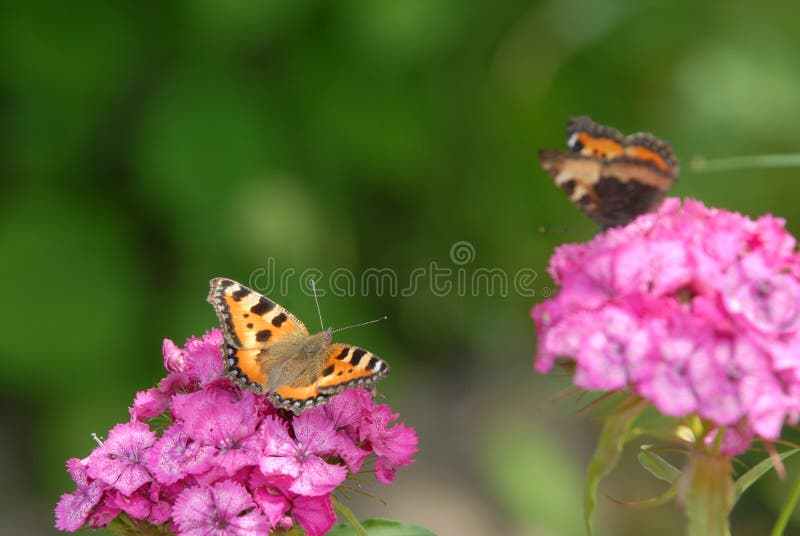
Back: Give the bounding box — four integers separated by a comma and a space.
539, 116, 680, 228
208, 277, 389, 414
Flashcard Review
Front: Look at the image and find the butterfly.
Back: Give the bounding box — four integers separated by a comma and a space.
539, 116, 680, 228
207, 277, 390, 414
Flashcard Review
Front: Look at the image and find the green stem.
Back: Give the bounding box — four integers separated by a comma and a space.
332, 496, 368, 536
690, 154, 800, 173
683, 451, 733, 536
770, 470, 800, 536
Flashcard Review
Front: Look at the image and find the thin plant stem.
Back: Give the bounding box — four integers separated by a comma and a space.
691, 154, 800, 173
770, 471, 800, 536
332, 495, 368, 536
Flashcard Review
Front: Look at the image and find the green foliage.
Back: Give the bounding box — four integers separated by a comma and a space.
584, 396, 649, 535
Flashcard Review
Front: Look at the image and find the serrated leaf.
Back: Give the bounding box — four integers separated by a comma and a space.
735, 448, 799, 498
584, 396, 649, 536
638, 445, 682, 484
326, 518, 437, 536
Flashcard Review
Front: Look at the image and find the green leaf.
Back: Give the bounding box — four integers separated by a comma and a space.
584, 396, 649, 536
735, 448, 799, 498
608, 482, 679, 509
326, 518, 437, 536
638, 445, 682, 484
683, 452, 734, 536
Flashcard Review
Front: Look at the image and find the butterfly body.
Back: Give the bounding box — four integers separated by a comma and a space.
208, 278, 389, 414
539, 116, 679, 228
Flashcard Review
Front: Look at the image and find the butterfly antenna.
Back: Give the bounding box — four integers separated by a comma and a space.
311, 279, 325, 331
332, 316, 388, 334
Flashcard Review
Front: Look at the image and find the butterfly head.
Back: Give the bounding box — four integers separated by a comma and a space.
303, 328, 334, 357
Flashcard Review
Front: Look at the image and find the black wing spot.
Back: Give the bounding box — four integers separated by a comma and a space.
366, 356, 378, 371
350, 349, 366, 367
232, 288, 250, 301
250, 297, 275, 316
255, 330, 271, 342
322, 364, 335, 377
334, 347, 350, 360
272, 313, 287, 327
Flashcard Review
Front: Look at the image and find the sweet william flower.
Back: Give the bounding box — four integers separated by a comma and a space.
86, 421, 155, 495
55, 458, 107, 531
533, 198, 800, 454
172, 479, 269, 536
172, 387, 262, 478
532, 197, 800, 536
359, 404, 419, 484
56, 328, 419, 534
259, 412, 348, 496
250, 473, 336, 536
145, 424, 215, 485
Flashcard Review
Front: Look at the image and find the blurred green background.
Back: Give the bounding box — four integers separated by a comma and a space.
3, 0, 800, 534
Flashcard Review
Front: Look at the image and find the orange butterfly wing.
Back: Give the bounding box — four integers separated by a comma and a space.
208, 277, 308, 393
268, 343, 390, 414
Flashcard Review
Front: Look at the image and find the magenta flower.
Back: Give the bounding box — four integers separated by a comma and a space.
172, 387, 262, 478
55, 458, 107, 531
259, 412, 347, 496
172, 479, 269, 535
182, 329, 226, 385
359, 404, 419, 484
324, 389, 372, 472
250, 473, 336, 536
86, 421, 155, 495
533, 198, 800, 453
145, 424, 215, 485
56, 328, 418, 533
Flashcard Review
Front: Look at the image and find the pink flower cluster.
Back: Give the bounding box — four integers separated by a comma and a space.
533, 198, 800, 454
55, 329, 417, 535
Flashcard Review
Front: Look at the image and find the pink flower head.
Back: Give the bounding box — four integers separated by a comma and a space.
250, 473, 336, 536
172, 387, 261, 477
358, 403, 418, 484
533, 198, 800, 453
55, 458, 108, 531
145, 424, 215, 485
57, 325, 417, 533
324, 389, 372, 472
172, 479, 269, 535
163, 338, 188, 373
259, 413, 347, 496
182, 329, 225, 386
86, 421, 155, 495
130, 330, 225, 421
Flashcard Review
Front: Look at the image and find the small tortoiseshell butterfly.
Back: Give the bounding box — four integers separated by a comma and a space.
539, 116, 680, 228
207, 277, 390, 414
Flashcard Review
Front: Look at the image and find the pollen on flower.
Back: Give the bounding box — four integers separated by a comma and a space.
532, 198, 800, 454
55, 328, 418, 535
